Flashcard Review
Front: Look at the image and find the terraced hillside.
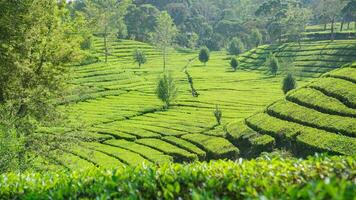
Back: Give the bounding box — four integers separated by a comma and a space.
38, 37, 356, 170
239, 40, 356, 78
303, 22, 356, 41
227, 63, 356, 157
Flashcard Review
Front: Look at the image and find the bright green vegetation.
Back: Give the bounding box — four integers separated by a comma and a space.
104, 139, 173, 164
239, 40, 356, 78
181, 134, 239, 159
287, 88, 356, 117
136, 138, 198, 162
241, 63, 356, 156
1, 156, 355, 199
309, 77, 356, 108
1, 1, 356, 198
226, 120, 275, 157
34, 37, 355, 169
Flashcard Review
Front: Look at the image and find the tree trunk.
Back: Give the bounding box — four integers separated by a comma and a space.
347, 21, 350, 29
163, 47, 166, 71
0, 87, 4, 104
104, 35, 108, 63
340, 20, 344, 31
331, 18, 335, 41
324, 23, 327, 31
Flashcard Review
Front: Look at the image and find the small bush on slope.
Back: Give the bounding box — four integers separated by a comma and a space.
0, 156, 355, 199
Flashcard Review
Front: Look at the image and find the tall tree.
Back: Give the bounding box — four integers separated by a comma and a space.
125, 4, 159, 41
255, 0, 289, 43
283, 5, 311, 46
0, 0, 83, 171
151, 11, 178, 70
282, 74, 297, 94
314, 0, 347, 40
84, 0, 131, 62
341, 0, 356, 31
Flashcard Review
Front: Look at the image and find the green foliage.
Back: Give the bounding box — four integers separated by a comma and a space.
249, 29, 263, 47
198, 47, 210, 65
162, 136, 206, 160
282, 74, 296, 94
181, 134, 239, 159
84, 0, 131, 62
287, 88, 356, 117
136, 138, 198, 162
246, 113, 356, 156
309, 77, 356, 108
1, 156, 355, 199
230, 57, 238, 71
125, 4, 159, 42
150, 11, 178, 69
104, 139, 173, 164
133, 49, 147, 68
0, 127, 23, 173
81, 36, 93, 50
156, 73, 178, 108
0, 0, 85, 172
227, 37, 245, 55
213, 105, 222, 125
267, 100, 356, 138
267, 53, 279, 76
225, 120, 275, 157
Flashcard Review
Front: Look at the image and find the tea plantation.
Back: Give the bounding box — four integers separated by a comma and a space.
32, 36, 356, 170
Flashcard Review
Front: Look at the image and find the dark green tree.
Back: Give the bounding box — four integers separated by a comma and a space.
199, 47, 210, 66
282, 74, 297, 94
0, 0, 84, 172
230, 57, 239, 71
268, 53, 279, 76
156, 73, 178, 108
249, 29, 263, 48
228, 37, 245, 55
133, 49, 147, 68
125, 4, 159, 41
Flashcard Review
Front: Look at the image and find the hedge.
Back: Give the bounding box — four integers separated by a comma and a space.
181, 134, 239, 160
1, 156, 355, 199
267, 100, 356, 137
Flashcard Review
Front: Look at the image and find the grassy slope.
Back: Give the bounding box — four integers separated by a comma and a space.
228, 62, 356, 156
38, 36, 356, 170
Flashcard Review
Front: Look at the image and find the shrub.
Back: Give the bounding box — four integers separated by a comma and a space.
267, 53, 279, 76
80, 54, 99, 66
156, 73, 178, 108
80, 36, 92, 50
133, 49, 147, 68
227, 37, 245, 55
199, 47, 210, 66
230, 57, 238, 71
282, 74, 296, 94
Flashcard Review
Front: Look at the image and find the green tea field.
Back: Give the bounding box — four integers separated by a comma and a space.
34, 37, 356, 170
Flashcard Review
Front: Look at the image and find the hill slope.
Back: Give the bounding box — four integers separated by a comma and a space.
227, 62, 356, 156
38, 38, 356, 170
